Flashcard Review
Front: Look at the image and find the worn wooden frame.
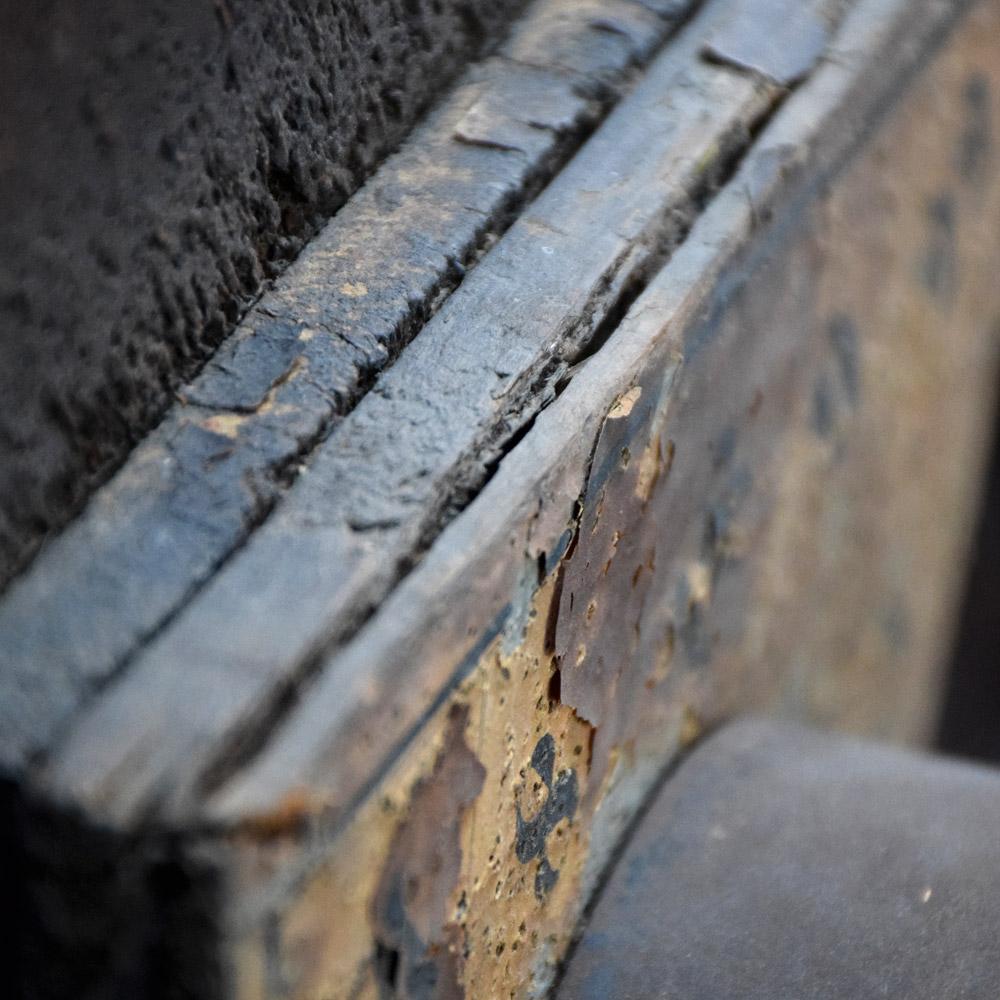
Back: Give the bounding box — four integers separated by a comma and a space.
5, 0, 1000, 996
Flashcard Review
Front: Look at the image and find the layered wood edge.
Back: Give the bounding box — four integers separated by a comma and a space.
202, 0, 995, 851
9, 0, 1000, 996
215, 0, 999, 993
15, 0, 817, 812
0, 0, 698, 769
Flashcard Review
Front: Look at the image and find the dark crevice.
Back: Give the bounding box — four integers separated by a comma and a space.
936, 364, 1000, 764
548, 666, 563, 705
7, 780, 226, 1000
373, 941, 401, 996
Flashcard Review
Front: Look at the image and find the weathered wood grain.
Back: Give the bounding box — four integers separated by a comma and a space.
0, 0, 696, 771
39, 0, 787, 827
0, 0, 534, 589
191, 1, 996, 995
9, 0, 1000, 996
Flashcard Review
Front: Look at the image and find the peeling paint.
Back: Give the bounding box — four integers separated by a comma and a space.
371, 704, 485, 1000
217, 8, 1000, 997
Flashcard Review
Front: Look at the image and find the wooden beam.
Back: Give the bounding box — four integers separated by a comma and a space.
7, 0, 999, 995
0, 0, 698, 770
41, 0, 783, 827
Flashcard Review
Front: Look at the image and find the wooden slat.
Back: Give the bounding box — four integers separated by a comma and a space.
704, 0, 832, 85
0, 0, 696, 771
207, 0, 990, 831
193, 1, 995, 995
40, 0, 789, 827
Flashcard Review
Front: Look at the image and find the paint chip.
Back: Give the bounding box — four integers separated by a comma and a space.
608, 385, 642, 419
201, 413, 246, 439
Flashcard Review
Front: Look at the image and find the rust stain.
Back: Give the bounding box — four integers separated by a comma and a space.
606, 385, 642, 419
371, 703, 485, 1000
239, 787, 318, 840
635, 435, 673, 505
455, 572, 594, 999
199, 355, 307, 440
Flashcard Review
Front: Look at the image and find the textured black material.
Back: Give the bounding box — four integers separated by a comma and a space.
0, 0, 524, 588
558, 720, 1000, 1000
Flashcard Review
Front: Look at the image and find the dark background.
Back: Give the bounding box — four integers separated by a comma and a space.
938, 393, 1000, 763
